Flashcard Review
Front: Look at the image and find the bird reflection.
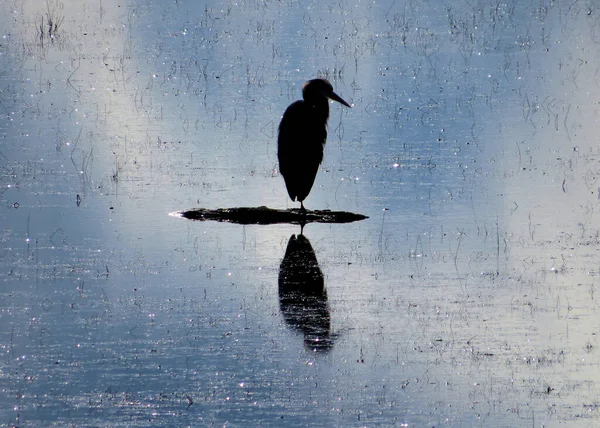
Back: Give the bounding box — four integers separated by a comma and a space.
278, 233, 333, 352
278, 78, 351, 211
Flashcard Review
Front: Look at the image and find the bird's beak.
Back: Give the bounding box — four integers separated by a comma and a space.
328, 91, 351, 108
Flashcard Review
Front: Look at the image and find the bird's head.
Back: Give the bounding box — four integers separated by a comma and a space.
302, 78, 351, 107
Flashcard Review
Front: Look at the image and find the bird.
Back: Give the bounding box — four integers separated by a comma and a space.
277, 78, 351, 211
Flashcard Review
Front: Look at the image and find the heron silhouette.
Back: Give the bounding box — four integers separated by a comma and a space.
277, 78, 351, 211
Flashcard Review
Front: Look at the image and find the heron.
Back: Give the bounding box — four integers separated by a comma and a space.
277, 78, 351, 211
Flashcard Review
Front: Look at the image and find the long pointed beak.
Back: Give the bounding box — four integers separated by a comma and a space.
328, 91, 351, 108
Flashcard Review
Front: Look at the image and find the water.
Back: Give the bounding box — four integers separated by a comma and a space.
1, 0, 599, 426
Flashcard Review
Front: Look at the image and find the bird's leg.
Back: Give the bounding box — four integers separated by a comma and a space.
300, 201, 306, 212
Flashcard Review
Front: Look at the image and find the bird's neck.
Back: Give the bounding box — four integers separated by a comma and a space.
307, 98, 330, 122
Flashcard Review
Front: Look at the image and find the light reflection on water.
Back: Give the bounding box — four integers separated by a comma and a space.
0, 0, 599, 426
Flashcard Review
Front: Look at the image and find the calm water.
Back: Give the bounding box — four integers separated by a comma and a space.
1, 0, 599, 426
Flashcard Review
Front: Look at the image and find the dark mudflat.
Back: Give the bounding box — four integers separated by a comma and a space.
173, 206, 368, 225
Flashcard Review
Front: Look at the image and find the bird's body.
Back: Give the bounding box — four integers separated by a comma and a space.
278, 79, 350, 210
